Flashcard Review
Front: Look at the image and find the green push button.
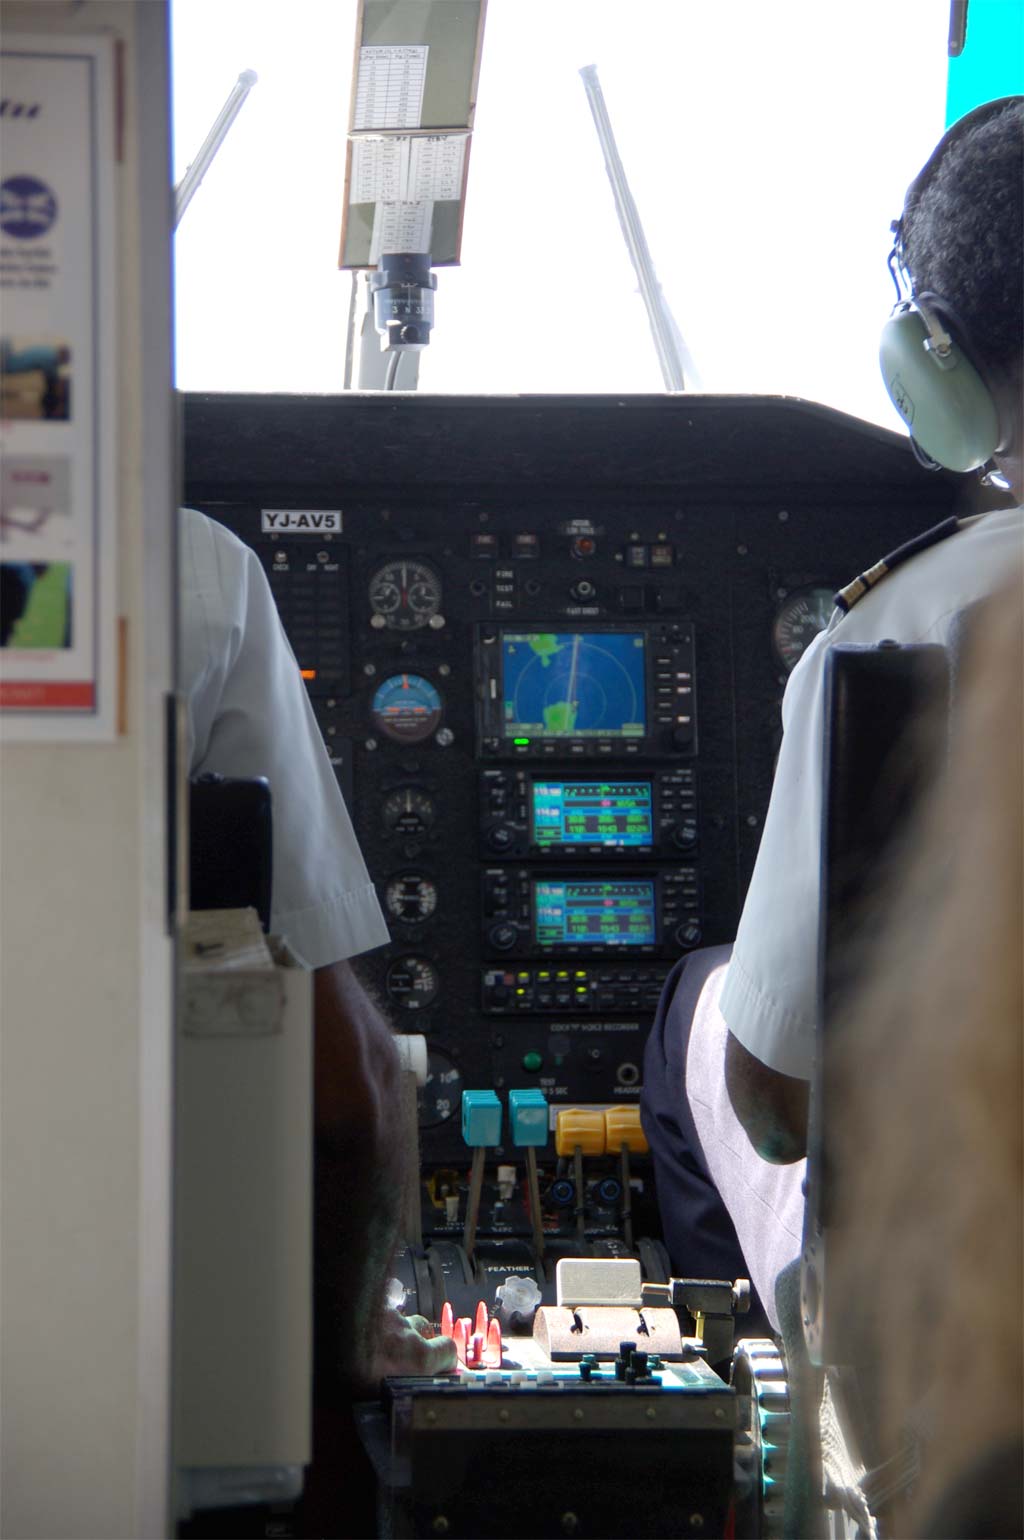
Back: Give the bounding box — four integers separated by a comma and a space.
522, 1051, 543, 1072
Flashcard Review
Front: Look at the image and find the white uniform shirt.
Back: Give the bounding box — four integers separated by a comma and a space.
180, 507, 389, 969
685, 962, 805, 1331
719, 504, 1024, 1079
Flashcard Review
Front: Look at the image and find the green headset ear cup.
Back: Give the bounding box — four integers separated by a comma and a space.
880, 306, 1000, 472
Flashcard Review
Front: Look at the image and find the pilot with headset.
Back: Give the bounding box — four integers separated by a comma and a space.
641, 96, 1024, 1327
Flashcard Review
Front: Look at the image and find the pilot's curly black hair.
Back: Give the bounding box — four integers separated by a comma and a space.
901, 97, 1023, 388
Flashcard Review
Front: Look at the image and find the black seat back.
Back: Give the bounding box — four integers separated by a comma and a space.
802, 640, 951, 1370
189, 773, 273, 932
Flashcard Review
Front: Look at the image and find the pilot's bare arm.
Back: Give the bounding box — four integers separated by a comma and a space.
724, 1029, 809, 1164
312, 959, 455, 1388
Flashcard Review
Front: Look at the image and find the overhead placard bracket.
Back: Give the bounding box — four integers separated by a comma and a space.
339, 0, 487, 270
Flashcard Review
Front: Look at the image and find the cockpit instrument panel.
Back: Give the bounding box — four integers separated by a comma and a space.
184, 391, 961, 1162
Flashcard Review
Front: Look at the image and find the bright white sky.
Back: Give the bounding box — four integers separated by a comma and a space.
171, 0, 949, 428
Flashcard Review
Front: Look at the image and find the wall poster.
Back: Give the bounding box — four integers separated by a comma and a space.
0, 35, 118, 739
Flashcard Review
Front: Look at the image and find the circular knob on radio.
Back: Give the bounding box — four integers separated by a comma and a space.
675, 920, 702, 949
672, 821, 698, 852
671, 726, 691, 749
488, 923, 518, 952
487, 825, 515, 853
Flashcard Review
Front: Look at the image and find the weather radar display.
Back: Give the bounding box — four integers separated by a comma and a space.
501, 631, 646, 739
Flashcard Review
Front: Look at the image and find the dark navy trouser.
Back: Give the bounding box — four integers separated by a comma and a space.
640, 944, 773, 1337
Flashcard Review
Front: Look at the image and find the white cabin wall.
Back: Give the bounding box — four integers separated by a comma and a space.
0, 3, 176, 1536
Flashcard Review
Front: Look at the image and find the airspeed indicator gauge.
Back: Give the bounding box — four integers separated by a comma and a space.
368, 560, 442, 630
772, 586, 835, 671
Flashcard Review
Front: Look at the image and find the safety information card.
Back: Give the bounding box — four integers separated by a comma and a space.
0, 36, 118, 738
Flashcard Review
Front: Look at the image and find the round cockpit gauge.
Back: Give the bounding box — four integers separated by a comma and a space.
418, 1047, 464, 1127
381, 786, 436, 837
368, 560, 442, 630
772, 586, 835, 671
386, 954, 440, 1011
384, 873, 438, 924
371, 673, 443, 742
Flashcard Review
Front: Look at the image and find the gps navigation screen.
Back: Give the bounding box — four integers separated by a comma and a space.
501, 631, 646, 739
534, 879, 656, 947
532, 781, 654, 849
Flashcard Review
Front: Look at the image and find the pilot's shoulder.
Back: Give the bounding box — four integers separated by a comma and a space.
833, 507, 1023, 635
833, 516, 963, 616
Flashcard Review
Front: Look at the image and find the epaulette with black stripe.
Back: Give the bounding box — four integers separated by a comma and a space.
833, 517, 962, 614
